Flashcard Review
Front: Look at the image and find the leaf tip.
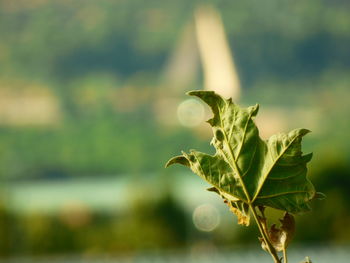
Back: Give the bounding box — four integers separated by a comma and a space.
314, 192, 326, 200
165, 155, 190, 168
186, 90, 196, 96
302, 152, 313, 163
164, 159, 173, 168
249, 103, 260, 116
187, 90, 223, 103
186, 90, 211, 97
207, 187, 220, 194
299, 128, 312, 136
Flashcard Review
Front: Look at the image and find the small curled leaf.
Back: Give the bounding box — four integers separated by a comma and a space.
268, 212, 295, 252
300, 256, 312, 263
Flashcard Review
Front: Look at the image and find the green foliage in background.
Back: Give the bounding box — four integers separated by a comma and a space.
0, 0, 349, 257
0, 0, 349, 178
0, 194, 187, 257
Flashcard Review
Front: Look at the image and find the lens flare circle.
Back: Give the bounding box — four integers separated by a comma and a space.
192, 203, 220, 232
177, 99, 205, 127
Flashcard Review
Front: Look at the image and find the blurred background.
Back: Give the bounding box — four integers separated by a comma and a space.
0, 0, 350, 262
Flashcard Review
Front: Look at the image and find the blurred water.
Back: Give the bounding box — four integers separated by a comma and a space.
5, 246, 350, 263
5, 174, 220, 214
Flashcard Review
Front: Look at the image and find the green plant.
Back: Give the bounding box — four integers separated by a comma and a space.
166, 90, 323, 263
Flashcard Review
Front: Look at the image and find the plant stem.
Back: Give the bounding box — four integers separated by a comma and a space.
250, 205, 281, 263
283, 247, 287, 263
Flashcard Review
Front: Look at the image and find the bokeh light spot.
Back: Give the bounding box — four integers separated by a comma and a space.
177, 99, 205, 127
192, 203, 220, 232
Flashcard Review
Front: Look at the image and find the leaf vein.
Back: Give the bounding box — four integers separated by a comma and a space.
252, 134, 303, 202
256, 190, 309, 199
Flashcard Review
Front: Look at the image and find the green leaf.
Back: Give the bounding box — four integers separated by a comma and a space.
166, 90, 317, 225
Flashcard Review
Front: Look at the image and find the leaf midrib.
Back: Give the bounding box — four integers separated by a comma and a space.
217, 101, 252, 203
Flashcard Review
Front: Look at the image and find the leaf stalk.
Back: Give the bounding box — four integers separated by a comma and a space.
283, 246, 287, 263
250, 206, 281, 263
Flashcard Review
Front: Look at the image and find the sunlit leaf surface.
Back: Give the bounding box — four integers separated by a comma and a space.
166, 91, 316, 225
